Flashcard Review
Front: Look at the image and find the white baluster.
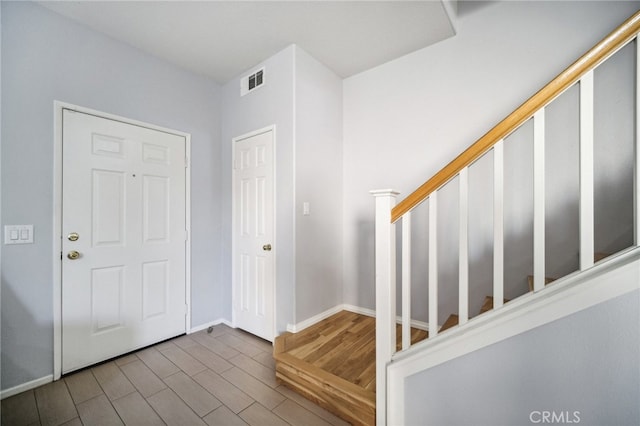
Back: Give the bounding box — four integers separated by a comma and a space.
370, 189, 399, 426
402, 212, 412, 350
580, 71, 595, 269
429, 192, 439, 337
459, 168, 469, 325
533, 109, 546, 292
493, 140, 505, 308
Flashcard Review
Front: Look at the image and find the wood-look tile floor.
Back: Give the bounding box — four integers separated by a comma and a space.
1, 325, 350, 426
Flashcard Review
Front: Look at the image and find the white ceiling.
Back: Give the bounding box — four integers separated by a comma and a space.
38, 1, 457, 84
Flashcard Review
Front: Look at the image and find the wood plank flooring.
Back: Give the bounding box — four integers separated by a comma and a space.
274, 311, 427, 426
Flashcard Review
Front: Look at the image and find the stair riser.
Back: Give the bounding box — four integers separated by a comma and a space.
276, 363, 375, 426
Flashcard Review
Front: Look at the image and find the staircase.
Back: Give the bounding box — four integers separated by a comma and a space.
273, 311, 426, 426
273, 10, 640, 426
372, 10, 640, 426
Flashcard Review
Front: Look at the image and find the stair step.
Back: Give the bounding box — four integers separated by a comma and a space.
273, 312, 377, 426
527, 275, 556, 292
440, 295, 512, 332
395, 324, 428, 351
526, 254, 609, 293
479, 296, 510, 314
439, 314, 459, 332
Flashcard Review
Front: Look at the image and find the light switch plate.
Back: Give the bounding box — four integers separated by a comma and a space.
4, 225, 34, 244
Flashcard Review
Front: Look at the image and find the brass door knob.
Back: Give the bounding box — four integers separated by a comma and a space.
262, 244, 272, 251
68, 232, 79, 241
67, 251, 81, 260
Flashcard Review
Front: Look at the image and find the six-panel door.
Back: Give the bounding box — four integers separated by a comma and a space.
62, 109, 187, 373
233, 129, 275, 341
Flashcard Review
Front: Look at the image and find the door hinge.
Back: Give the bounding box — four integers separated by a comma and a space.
185, 156, 189, 168
184, 303, 189, 315
185, 230, 189, 241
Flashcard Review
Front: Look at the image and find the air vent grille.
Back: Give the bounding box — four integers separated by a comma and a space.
241, 68, 265, 96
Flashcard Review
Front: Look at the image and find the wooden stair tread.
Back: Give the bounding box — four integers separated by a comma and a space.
395, 324, 428, 350
440, 294, 515, 333
526, 253, 610, 293
479, 296, 511, 314
527, 275, 556, 292
439, 314, 459, 332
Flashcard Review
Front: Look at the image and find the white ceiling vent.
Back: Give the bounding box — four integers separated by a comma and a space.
241, 68, 265, 96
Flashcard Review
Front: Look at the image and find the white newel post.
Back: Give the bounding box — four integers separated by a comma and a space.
370, 189, 399, 426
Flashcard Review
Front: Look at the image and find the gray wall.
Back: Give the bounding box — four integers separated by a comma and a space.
220, 45, 344, 331
294, 47, 343, 323
342, 1, 640, 322
1, 1, 222, 390
220, 46, 297, 334
2, 0, 638, 394
405, 289, 640, 426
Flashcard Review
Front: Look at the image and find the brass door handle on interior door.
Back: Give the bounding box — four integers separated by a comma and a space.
67, 251, 81, 260
263, 244, 272, 251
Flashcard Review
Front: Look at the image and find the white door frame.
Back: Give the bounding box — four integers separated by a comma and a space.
52, 101, 192, 380
231, 125, 277, 340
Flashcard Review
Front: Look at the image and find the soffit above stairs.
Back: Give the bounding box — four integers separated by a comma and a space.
37, 0, 457, 83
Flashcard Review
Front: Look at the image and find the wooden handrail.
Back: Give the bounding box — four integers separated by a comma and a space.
391, 10, 640, 223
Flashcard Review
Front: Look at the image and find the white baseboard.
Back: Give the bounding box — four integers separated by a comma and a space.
1, 375, 53, 400
342, 303, 375, 317
2, 320, 232, 398
343, 304, 429, 330
189, 318, 233, 334
286, 303, 430, 334
286, 305, 345, 333
405, 318, 429, 331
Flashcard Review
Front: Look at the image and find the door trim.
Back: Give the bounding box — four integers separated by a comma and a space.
52, 101, 192, 380
231, 125, 277, 341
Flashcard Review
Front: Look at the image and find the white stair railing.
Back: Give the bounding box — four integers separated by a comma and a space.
372, 11, 640, 425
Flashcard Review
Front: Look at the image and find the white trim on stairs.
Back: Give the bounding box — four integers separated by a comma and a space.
386, 246, 640, 426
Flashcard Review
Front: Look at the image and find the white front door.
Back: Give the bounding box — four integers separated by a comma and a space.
62, 109, 187, 373
233, 129, 275, 341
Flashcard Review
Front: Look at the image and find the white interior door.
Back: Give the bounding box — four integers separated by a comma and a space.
62, 109, 187, 373
233, 129, 275, 341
